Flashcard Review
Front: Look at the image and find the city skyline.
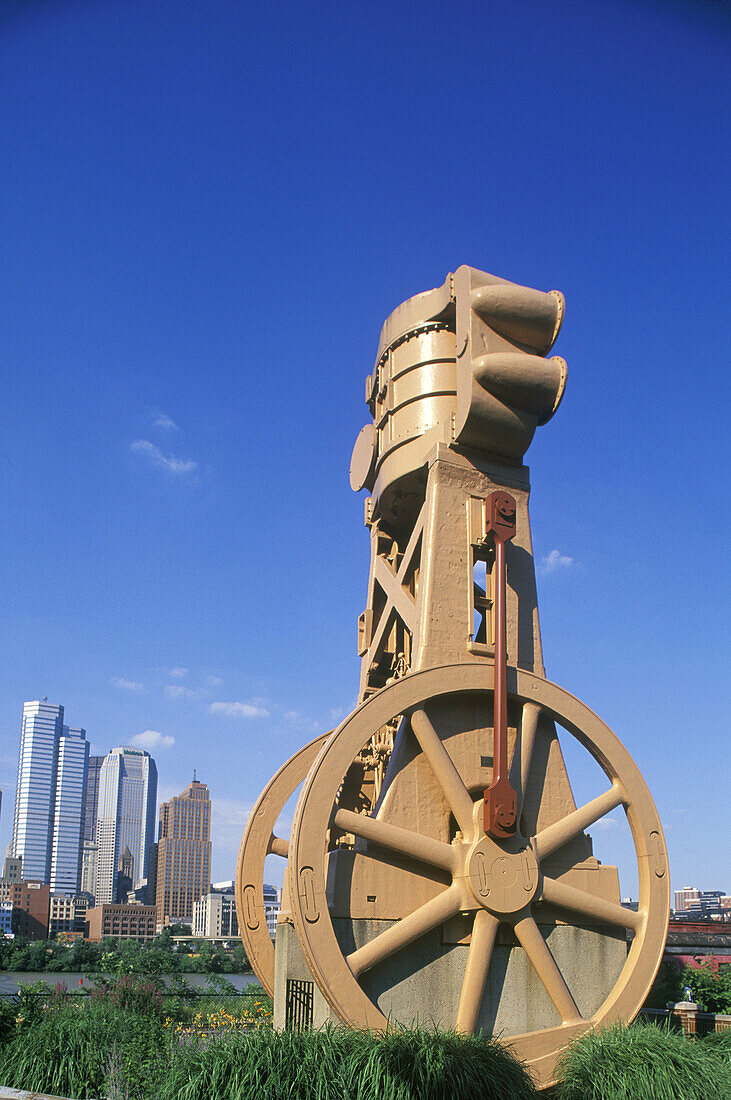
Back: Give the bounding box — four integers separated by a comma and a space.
0, 1, 728, 896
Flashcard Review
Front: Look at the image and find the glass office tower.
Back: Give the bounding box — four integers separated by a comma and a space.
95, 748, 157, 905
11, 701, 89, 892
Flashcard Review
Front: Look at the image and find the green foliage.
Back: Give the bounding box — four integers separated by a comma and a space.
0, 1001, 168, 1100
15, 978, 54, 1026
0, 931, 252, 975
700, 1029, 731, 1059
645, 957, 731, 1013
167, 923, 192, 936
0, 999, 17, 1047
156, 1025, 537, 1100
681, 959, 731, 1013
643, 959, 684, 1008
554, 1021, 731, 1100
204, 972, 238, 995
91, 975, 165, 1019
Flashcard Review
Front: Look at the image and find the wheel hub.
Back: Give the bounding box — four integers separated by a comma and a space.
466, 835, 539, 914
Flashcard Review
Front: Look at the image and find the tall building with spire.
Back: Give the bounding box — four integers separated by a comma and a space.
11, 701, 89, 892
95, 748, 157, 906
155, 778, 211, 926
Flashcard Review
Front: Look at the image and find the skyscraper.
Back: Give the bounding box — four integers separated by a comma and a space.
11, 701, 89, 892
95, 748, 157, 906
49, 725, 89, 892
79, 754, 104, 903
81, 756, 104, 844
155, 778, 211, 926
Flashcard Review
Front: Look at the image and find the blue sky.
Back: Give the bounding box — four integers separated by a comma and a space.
0, 0, 728, 895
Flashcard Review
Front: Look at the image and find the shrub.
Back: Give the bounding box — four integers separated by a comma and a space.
15, 978, 53, 1027
554, 1021, 731, 1100
681, 959, 731, 1013
156, 1024, 537, 1100
91, 974, 164, 1019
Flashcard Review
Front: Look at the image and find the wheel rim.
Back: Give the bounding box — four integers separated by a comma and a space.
288, 664, 669, 1089
235, 732, 331, 996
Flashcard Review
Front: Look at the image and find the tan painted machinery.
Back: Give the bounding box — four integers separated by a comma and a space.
235, 266, 670, 1090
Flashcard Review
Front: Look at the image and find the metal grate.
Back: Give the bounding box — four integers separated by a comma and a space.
285, 978, 313, 1030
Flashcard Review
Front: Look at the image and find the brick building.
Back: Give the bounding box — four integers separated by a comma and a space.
85, 903, 157, 942
8, 881, 50, 940
155, 779, 211, 925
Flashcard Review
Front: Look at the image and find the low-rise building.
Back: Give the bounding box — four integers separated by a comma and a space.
673, 887, 729, 919
664, 919, 731, 968
263, 883, 280, 938
49, 894, 91, 938
85, 903, 157, 942
193, 881, 280, 941
8, 882, 50, 940
193, 887, 238, 939
0, 901, 13, 936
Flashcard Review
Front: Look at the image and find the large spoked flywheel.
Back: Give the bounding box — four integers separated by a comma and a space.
287, 663, 669, 1090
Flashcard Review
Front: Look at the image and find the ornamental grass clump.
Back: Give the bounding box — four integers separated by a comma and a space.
0, 1001, 168, 1100
554, 1021, 731, 1100
156, 1024, 537, 1100
700, 1028, 731, 1061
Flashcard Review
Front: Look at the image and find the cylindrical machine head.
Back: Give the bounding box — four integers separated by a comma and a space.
350, 267, 567, 527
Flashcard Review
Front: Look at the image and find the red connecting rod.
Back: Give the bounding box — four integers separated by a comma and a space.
483, 491, 518, 839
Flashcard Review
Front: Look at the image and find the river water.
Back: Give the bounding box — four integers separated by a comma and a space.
0, 971, 259, 994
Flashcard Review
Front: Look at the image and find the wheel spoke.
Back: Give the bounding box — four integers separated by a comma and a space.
267, 834, 289, 858
409, 709, 475, 835
347, 883, 462, 977
455, 909, 500, 1034
539, 876, 642, 932
510, 702, 541, 821
513, 914, 582, 1024
333, 808, 456, 874
533, 783, 626, 862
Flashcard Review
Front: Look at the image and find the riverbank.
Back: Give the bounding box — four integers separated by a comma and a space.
0, 971, 258, 995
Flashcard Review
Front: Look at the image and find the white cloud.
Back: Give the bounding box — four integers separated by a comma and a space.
169, 667, 188, 679
206, 676, 223, 687
208, 701, 270, 719
111, 677, 144, 692
592, 815, 621, 833
539, 549, 575, 575
131, 438, 197, 476
165, 685, 198, 700
152, 414, 178, 431
130, 729, 175, 750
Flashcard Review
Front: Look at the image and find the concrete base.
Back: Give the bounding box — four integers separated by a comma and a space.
274, 917, 627, 1034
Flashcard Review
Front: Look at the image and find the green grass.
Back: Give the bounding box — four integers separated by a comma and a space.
699, 1028, 731, 1060
2, 1004, 730, 1100
0, 1001, 168, 1100
156, 1025, 538, 1100
553, 1021, 731, 1100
